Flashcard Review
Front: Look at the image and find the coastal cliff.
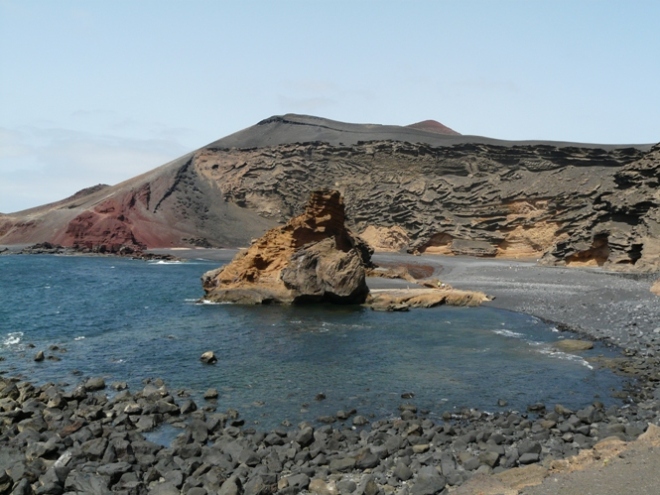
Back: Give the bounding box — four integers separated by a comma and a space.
1, 114, 658, 270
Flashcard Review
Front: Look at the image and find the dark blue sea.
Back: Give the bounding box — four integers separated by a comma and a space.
0, 255, 625, 429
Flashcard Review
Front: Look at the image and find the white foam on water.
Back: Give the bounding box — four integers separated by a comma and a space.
74, 336, 85, 341
536, 346, 594, 369
149, 260, 182, 265
3, 331, 23, 347
492, 329, 525, 339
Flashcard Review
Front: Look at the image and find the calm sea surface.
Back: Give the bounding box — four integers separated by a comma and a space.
0, 255, 625, 429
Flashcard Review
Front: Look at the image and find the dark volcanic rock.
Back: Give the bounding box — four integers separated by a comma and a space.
1, 373, 660, 495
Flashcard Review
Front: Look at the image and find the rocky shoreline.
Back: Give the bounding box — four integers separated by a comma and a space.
0, 362, 655, 495
0, 243, 180, 263
2, 251, 660, 494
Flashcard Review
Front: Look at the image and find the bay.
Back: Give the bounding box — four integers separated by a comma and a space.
0, 255, 625, 428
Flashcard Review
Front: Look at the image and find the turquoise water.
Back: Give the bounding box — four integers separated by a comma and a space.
0, 255, 625, 428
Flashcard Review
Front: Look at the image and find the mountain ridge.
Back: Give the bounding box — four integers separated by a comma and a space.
1, 114, 658, 270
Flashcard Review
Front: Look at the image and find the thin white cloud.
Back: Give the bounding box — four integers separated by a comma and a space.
0, 125, 188, 213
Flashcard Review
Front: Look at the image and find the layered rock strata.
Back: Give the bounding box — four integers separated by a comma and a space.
201, 190, 372, 304
545, 143, 660, 270
1, 114, 656, 270
195, 138, 651, 267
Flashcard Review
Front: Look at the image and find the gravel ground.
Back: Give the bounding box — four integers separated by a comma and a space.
373, 253, 660, 357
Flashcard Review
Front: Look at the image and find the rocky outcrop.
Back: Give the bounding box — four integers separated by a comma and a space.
367, 288, 490, 311
544, 143, 660, 270
359, 225, 410, 252
196, 137, 649, 266
201, 190, 372, 304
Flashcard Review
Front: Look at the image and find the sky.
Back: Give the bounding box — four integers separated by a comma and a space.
1, 1, 659, 213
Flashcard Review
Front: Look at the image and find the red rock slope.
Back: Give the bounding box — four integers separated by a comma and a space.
406, 120, 461, 135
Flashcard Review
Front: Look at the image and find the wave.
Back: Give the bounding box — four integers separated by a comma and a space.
536, 346, 594, 369
197, 299, 232, 305
74, 336, 85, 341
2, 331, 23, 347
148, 260, 183, 265
492, 329, 525, 339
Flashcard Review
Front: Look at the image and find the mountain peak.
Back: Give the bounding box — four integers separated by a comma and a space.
406, 120, 461, 136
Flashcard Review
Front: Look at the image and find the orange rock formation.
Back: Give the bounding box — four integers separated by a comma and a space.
201, 190, 372, 304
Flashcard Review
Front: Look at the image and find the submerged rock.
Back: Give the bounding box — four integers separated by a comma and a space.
553, 339, 595, 352
202, 190, 372, 305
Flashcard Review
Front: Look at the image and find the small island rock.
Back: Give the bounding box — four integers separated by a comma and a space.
553, 339, 594, 352
201, 190, 372, 305
200, 351, 217, 364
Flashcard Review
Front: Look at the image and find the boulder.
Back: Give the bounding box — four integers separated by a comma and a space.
203, 388, 219, 400
412, 466, 447, 495
0, 471, 13, 495
84, 377, 106, 391
202, 190, 372, 305
200, 351, 217, 364
450, 239, 498, 257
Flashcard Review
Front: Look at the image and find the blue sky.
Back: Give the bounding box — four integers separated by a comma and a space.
1, 1, 659, 213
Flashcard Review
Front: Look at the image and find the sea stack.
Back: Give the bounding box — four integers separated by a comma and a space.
201, 190, 373, 304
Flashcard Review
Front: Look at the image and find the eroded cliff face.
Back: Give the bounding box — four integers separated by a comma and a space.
544, 144, 660, 270
201, 190, 372, 304
191, 139, 651, 268
1, 114, 656, 271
